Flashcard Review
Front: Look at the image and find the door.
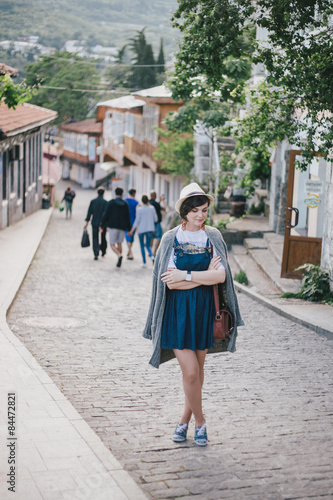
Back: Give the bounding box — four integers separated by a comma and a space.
281, 150, 325, 279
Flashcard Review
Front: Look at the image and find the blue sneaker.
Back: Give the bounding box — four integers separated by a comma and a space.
172, 423, 188, 442
194, 423, 208, 446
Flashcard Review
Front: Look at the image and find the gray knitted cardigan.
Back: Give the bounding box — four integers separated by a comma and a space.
142, 225, 244, 368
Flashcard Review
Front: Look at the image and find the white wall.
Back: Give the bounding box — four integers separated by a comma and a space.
321, 161, 333, 288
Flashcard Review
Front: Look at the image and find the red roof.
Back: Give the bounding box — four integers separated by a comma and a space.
60, 119, 102, 135
0, 102, 57, 136
0, 63, 18, 77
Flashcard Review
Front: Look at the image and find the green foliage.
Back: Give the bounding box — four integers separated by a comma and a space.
156, 38, 165, 74
234, 270, 249, 286
25, 52, 100, 123
248, 200, 265, 215
282, 264, 333, 305
170, 0, 255, 100
153, 128, 194, 180
128, 28, 156, 90
170, 0, 333, 172
165, 97, 230, 135
0, 74, 36, 109
295, 264, 332, 303
214, 217, 231, 231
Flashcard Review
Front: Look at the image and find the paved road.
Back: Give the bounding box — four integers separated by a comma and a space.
8, 182, 333, 499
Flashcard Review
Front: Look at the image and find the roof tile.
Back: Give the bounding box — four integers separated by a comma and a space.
0, 102, 57, 136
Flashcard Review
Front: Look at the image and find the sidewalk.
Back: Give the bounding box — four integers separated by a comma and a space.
0, 208, 147, 499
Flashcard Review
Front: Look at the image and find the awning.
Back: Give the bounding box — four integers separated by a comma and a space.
99, 161, 120, 172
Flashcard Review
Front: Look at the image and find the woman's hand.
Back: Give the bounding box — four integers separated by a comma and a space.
161, 268, 186, 284
208, 256, 221, 270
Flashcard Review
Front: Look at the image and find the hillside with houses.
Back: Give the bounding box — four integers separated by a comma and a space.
0, 0, 178, 60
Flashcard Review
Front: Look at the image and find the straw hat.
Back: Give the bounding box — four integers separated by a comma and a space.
175, 182, 214, 213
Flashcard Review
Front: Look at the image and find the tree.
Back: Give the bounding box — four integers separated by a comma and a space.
170, 0, 255, 101
0, 73, 35, 109
128, 28, 156, 89
170, 0, 333, 170
156, 38, 165, 74
153, 128, 194, 181
25, 52, 100, 124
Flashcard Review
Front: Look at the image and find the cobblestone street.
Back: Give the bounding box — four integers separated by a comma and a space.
8, 183, 333, 499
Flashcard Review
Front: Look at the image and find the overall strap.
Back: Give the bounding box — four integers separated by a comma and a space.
211, 243, 220, 315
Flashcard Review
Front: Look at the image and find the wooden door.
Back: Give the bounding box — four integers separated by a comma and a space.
281, 150, 323, 279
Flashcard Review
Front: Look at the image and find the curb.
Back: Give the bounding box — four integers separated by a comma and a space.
234, 282, 333, 340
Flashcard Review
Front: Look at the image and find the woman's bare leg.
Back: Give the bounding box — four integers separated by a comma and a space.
174, 349, 207, 428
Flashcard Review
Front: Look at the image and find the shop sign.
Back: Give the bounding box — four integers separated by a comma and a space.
305, 193, 321, 208
305, 179, 323, 194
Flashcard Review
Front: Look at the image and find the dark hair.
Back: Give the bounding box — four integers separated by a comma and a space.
150, 190, 157, 199
97, 187, 105, 196
129, 188, 136, 196
115, 187, 123, 196
180, 195, 210, 220
141, 194, 149, 204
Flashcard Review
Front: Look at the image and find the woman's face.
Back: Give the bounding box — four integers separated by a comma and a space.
186, 202, 209, 229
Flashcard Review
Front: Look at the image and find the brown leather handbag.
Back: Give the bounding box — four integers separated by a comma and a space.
213, 284, 234, 340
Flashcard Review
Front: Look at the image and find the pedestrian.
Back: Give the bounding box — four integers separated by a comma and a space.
128, 195, 157, 268
62, 185, 76, 219
124, 188, 139, 260
142, 182, 244, 446
84, 187, 107, 260
149, 190, 165, 255
100, 186, 131, 268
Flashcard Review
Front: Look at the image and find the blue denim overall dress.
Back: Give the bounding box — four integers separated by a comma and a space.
161, 236, 215, 351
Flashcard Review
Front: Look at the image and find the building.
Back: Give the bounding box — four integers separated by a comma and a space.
250, 26, 333, 284
96, 85, 185, 207
42, 136, 62, 205
60, 119, 102, 188
0, 102, 57, 229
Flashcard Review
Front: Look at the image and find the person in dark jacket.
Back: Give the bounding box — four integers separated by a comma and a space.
62, 185, 76, 219
100, 186, 131, 268
84, 187, 107, 260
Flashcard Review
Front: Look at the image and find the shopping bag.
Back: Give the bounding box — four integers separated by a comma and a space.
81, 229, 90, 248
59, 202, 65, 212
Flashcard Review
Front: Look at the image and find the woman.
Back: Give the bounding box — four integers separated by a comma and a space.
143, 183, 244, 446
62, 185, 76, 219
128, 195, 157, 267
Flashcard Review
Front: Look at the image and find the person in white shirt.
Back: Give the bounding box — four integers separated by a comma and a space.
128, 195, 157, 267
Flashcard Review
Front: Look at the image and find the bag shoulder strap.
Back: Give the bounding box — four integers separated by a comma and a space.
211, 243, 220, 315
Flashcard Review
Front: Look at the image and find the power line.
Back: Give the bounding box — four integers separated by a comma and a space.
40, 53, 168, 68
41, 85, 140, 95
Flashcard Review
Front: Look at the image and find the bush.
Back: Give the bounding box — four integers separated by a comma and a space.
281, 264, 333, 305
215, 217, 229, 231
234, 270, 249, 286
296, 264, 332, 302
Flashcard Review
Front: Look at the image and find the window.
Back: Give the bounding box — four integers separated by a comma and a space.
38, 134, 42, 175
10, 159, 14, 193
134, 115, 144, 142
143, 105, 159, 144
88, 137, 96, 161
18, 159, 21, 198
2, 152, 7, 200
77, 134, 88, 155
125, 113, 134, 137
64, 132, 76, 152
112, 111, 124, 144
29, 138, 32, 185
